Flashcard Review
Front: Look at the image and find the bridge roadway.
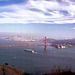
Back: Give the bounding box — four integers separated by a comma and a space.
0, 44, 58, 47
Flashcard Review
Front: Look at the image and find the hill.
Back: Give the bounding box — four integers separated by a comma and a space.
0, 64, 29, 75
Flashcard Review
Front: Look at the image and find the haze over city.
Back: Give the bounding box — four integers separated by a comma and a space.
0, 0, 75, 39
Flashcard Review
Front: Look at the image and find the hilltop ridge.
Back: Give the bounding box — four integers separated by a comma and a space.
0, 64, 29, 75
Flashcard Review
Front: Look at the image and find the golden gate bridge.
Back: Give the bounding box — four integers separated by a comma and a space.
0, 36, 65, 50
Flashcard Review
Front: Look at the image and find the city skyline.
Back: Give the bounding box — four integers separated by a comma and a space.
0, 0, 75, 39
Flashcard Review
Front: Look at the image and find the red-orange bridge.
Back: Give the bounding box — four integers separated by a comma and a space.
0, 37, 65, 50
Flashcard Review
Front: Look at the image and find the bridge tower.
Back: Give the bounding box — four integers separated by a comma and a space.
45, 36, 47, 50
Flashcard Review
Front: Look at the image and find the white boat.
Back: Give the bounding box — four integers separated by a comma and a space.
24, 49, 34, 53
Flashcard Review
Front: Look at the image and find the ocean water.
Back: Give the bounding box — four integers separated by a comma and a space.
0, 39, 75, 75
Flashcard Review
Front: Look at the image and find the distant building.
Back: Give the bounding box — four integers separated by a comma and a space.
55, 45, 66, 49
61, 45, 66, 48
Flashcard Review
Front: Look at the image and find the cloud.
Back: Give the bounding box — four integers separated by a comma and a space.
0, 0, 75, 24
72, 27, 75, 29
69, 0, 75, 3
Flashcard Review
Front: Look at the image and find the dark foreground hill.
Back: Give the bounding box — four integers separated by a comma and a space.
43, 69, 75, 75
0, 64, 29, 75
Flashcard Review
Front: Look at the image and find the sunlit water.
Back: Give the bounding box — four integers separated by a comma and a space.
0, 39, 75, 75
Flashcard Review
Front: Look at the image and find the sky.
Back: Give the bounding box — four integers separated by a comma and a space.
0, 0, 75, 39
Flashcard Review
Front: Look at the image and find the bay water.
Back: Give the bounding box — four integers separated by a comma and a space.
0, 39, 75, 75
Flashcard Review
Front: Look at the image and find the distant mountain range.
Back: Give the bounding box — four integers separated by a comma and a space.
41, 38, 75, 44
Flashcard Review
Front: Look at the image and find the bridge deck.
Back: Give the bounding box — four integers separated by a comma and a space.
0, 44, 58, 47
